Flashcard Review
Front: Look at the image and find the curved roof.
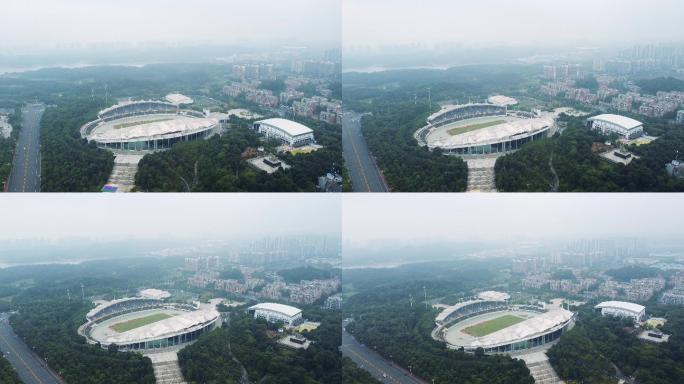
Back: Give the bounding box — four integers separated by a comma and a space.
88, 115, 218, 142
487, 95, 518, 106
165, 93, 193, 105
477, 291, 510, 301
249, 302, 302, 318
428, 116, 553, 149
256, 118, 313, 136
588, 114, 643, 130
86, 297, 158, 319
139, 289, 171, 300
471, 309, 573, 348
595, 301, 645, 314
436, 298, 506, 323
106, 309, 220, 344
427, 103, 503, 123
99, 100, 175, 117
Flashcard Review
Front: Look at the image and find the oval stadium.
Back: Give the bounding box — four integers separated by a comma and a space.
79, 297, 221, 352
81, 97, 223, 152
433, 293, 574, 354
415, 102, 555, 156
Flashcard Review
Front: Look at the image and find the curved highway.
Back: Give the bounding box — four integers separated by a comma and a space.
342, 328, 426, 384
0, 313, 62, 384
342, 112, 388, 192
7, 104, 45, 192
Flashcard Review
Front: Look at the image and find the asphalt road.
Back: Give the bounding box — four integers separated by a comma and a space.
7, 104, 45, 192
342, 329, 426, 384
0, 313, 62, 384
342, 112, 388, 192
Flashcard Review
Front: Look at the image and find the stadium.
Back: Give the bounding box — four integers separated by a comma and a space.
79, 296, 221, 352
81, 95, 225, 152
415, 103, 554, 156
586, 114, 644, 140
433, 292, 574, 354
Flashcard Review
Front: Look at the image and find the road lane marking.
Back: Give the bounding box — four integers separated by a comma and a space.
0, 328, 45, 384
343, 120, 371, 191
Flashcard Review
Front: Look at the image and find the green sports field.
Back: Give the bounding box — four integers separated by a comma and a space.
463, 314, 525, 337
110, 313, 172, 333
447, 120, 506, 136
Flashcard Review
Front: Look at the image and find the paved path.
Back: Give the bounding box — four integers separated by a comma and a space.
342, 112, 388, 192
7, 104, 44, 192
105, 153, 144, 192
465, 156, 498, 192
0, 313, 62, 384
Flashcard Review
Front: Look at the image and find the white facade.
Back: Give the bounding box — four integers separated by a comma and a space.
248, 302, 302, 325
253, 118, 315, 147
595, 301, 646, 322
587, 114, 644, 139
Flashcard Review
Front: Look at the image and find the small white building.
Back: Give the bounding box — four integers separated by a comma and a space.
248, 302, 302, 326
586, 114, 644, 139
595, 301, 645, 322
253, 118, 315, 147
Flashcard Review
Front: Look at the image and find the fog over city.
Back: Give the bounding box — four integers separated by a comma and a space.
344, 0, 684, 48
343, 194, 684, 247
0, 194, 341, 242
0, 0, 340, 51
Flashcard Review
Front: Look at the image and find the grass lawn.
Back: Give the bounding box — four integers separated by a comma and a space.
448, 120, 506, 136
463, 314, 525, 337
110, 313, 172, 333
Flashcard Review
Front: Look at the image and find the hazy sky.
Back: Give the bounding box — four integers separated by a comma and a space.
343, 194, 684, 246
0, 0, 340, 50
344, 0, 684, 48
0, 194, 341, 241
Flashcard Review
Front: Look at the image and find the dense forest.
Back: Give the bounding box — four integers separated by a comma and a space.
342, 357, 382, 384
136, 117, 346, 192
343, 261, 534, 384
0, 356, 22, 384
40, 97, 114, 191
605, 266, 662, 282
495, 115, 684, 191
636, 76, 684, 94
179, 308, 342, 384
0, 107, 21, 189
548, 305, 684, 384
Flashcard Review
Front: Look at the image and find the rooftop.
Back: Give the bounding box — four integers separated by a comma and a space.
139, 289, 171, 300
589, 114, 643, 130
257, 118, 313, 137
595, 301, 645, 314
88, 114, 218, 142
471, 309, 573, 348
107, 309, 220, 344
249, 302, 302, 318
165, 93, 194, 105
428, 116, 553, 149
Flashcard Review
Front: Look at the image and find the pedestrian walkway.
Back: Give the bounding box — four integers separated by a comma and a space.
104, 153, 144, 192
465, 157, 497, 192
515, 351, 564, 384
146, 350, 187, 384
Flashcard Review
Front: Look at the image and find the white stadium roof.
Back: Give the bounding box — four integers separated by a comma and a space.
427, 103, 496, 123
106, 309, 220, 344
595, 301, 645, 314
88, 115, 218, 142
86, 297, 152, 319
436, 296, 507, 323
139, 289, 171, 300
249, 302, 302, 318
487, 95, 518, 106
471, 309, 573, 348
98, 100, 174, 117
429, 116, 553, 149
257, 118, 313, 137
477, 291, 510, 301
165, 93, 194, 105
589, 114, 643, 130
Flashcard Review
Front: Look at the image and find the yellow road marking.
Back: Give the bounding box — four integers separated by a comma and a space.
344, 123, 371, 191
0, 328, 45, 384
